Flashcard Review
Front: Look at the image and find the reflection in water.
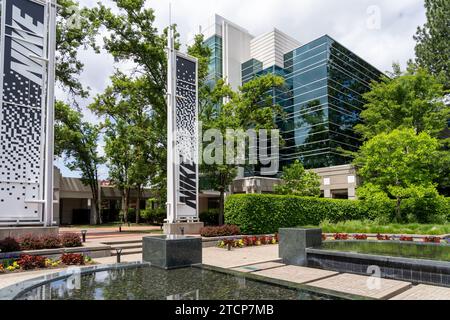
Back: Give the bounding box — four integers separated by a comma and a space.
17, 266, 335, 300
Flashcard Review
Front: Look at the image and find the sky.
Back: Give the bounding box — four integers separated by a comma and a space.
56, 0, 427, 178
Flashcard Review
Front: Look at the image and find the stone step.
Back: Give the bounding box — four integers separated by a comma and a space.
109, 243, 142, 250
101, 239, 143, 245
111, 248, 142, 256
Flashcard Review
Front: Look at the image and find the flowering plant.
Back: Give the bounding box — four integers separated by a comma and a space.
0, 263, 4, 273
61, 253, 85, 265
399, 236, 414, 242
353, 234, 368, 240
322, 234, 327, 241
334, 233, 349, 240
423, 236, 441, 243
18, 255, 46, 270
376, 234, 391, 241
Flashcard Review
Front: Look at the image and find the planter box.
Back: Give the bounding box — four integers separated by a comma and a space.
143, 235, 202, 269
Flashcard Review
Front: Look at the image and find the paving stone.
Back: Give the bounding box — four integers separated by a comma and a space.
390, 284, 450, 300
232, 262, 285, 273
253, 265, 338, 284
308, 273, 412, 299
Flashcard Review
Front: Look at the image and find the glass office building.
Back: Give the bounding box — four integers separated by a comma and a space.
241, 35, 383, 173
204, 35, 223, 87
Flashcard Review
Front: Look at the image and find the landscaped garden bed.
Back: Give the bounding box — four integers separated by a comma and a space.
0, 233, 82, 253
321, 233, 449, 244
216, 234, 279, 250
0, 253, 93, 274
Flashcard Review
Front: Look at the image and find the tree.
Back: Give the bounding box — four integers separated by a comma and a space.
55, 102, 104, 224
274, 160, 321, 197
353, 128, 445, 222
90, 73, 160, 223
414, 0, 450, 89
56, 0, 100, 99
355, 67, 449, 140
88, 0, 180, 203
201, 76, 285, 225
186, 34, 286, 224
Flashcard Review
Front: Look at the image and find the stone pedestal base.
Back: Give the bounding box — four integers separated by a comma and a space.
163, 222, 204, 235
0, 227, 59, 240
279, 228, 322, 266
142, 235, 202, 269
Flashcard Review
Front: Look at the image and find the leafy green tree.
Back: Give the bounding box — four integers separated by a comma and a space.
274, 160, 321, 197
353, 128, 445, 222
88, 0, 180, 202
56, 0, 100, 99
187, 33, 286, 224
55, 102, 104, 224
355, 67, 449, 140
90, 73, 160, 223
414, 0, 450, 89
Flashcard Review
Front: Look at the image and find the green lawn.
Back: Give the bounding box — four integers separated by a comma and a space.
301, 220, 450, 236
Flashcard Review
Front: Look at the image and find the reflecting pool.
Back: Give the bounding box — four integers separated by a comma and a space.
320, 241, 450, 261
16, 266, 336, 300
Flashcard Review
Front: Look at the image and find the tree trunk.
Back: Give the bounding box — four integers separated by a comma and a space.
395, 197, 402, 222
122, 189, 130, 223
136, 186, 141, 224
219, 190, 225, 226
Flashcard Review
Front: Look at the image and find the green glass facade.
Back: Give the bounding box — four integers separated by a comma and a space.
241, 35, 382, 173
204, 35, 223, 87
282, 35, 382, 169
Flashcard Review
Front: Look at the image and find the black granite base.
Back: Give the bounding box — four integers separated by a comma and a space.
142, 235, 202, 270
306, 248, 450, 287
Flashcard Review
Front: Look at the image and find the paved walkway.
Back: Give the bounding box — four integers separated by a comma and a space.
390, 284, 450, 300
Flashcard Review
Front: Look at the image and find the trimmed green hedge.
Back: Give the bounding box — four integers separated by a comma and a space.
225, 194, 369, 234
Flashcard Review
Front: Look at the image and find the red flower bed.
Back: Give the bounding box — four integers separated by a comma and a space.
334, 233, 349, 240
376, 234, 391, 241
423, 236, 441, 243
399, 236, 414, 242
40, 235, 62, 249
19, 234, 44, 250
353, 234, 368, 240
60, 233, 82, 248
17, 255, 46, 270
61, 253, 85, 265
322, 234, 327, 241
200, 225, 241, 237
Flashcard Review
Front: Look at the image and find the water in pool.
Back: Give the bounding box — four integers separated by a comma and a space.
16, 266, 334, 300
320, 241, 450, 261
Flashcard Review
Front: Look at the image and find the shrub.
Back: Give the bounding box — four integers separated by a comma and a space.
141, 208, 166, 225
40, 235, 61, 249
225, 194, 368, 234
353, 234, 368, 240
19, 234, 43, 250
60, 233, 82, 248
61, 253, 85, 265
200, 209, 220, 226
18, 254, 46, 270
399, 236, 414, 242
200, 225, 241, 237
423, 236, 441, 243
0, 237, 20, 253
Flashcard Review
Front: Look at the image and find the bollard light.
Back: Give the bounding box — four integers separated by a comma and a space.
81, 230, 87, 243
180, 227, 185, 236
116, 248, 123, 263
119, 224, 122, 233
